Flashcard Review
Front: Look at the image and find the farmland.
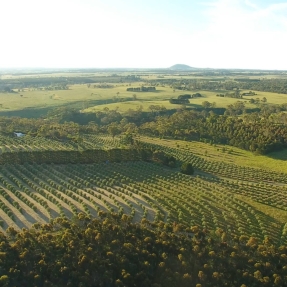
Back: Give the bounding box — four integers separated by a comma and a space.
1, 82, 287, 116
0, 157, 286, 244
1, 69, 287, 242
0, 133, 286, 246
2, 69, 287, 286
1, 69, 287, 118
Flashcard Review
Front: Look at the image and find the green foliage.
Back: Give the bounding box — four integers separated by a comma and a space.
140, 108, 287, 154
0, 148, 152, 165
151, 150, 176, 167
0, 215, 287, 287
180, 162, 194, 175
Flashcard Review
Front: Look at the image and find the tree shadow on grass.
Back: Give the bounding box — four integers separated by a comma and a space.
266, 150, 287, 161
0, 99, 116, 119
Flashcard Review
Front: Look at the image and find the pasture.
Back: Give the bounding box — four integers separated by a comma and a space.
82, 87, 287, 113
1, 71, 287, 117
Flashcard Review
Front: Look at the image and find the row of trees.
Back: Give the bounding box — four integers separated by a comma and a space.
169, 99, 190, 104
127, 86, 156, 92
0, 148, 153, 165
0, 74, 142, 91
147, 78, 287, 94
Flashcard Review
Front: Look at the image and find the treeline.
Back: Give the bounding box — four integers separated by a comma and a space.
3, 101, 287, 154
146, 78, 287, 94
0, 75, 141, 91
92, 84, 114, 88
169, 93, 203, 104
127, 86, 156, 92
1, 213, 287, 287
237, 78, 287, 94
0, 148, 152, 165
169, 99, 190, 104
216, 92, 242, 99
140, 109, 287, 154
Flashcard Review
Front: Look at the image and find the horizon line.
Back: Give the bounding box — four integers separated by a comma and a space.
0, 67, 286, 72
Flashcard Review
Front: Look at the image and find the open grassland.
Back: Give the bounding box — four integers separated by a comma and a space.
1, 77, 287, 117
83, 88, 287, 113
0, 84, 109, 112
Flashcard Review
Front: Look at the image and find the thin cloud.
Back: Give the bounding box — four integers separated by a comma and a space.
244, 0, 258, 9
0, 0, 286, 69
191, 0, 287, 69
204, 0, 287, 37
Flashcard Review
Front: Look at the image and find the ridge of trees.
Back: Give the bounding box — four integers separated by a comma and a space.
127, 86, 156, 92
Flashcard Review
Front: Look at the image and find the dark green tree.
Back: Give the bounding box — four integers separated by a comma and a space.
180, 162, 194, 175
202, 101, 211, 109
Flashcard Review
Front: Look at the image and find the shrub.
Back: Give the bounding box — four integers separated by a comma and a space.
180, 162, 194, 175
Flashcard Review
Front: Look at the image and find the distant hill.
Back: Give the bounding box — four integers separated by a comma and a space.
169, 64, 195, 70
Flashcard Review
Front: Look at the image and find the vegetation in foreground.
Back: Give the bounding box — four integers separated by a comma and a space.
1, 213, 287, 287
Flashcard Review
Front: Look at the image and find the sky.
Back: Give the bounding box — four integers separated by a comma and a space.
0, 0, 286, 70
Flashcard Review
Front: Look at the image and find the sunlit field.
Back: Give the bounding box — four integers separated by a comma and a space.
1, 71, 287, 117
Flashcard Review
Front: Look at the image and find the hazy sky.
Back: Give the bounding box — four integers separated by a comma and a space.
0, 0, 286, 69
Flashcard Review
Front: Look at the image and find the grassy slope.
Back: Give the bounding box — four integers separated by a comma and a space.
235, 194, 287, 224
0, 85, 97, 111
140, 136, 287, 174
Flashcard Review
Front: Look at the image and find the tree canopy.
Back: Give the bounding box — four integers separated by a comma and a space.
180, 162, 194, 175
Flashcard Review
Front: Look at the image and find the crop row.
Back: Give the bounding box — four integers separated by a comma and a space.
0, 161, 285, 244
139, 137, 287, 184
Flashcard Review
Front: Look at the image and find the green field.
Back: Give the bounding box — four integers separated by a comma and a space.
83, 88, 287, 113
1, 73, 287, 117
